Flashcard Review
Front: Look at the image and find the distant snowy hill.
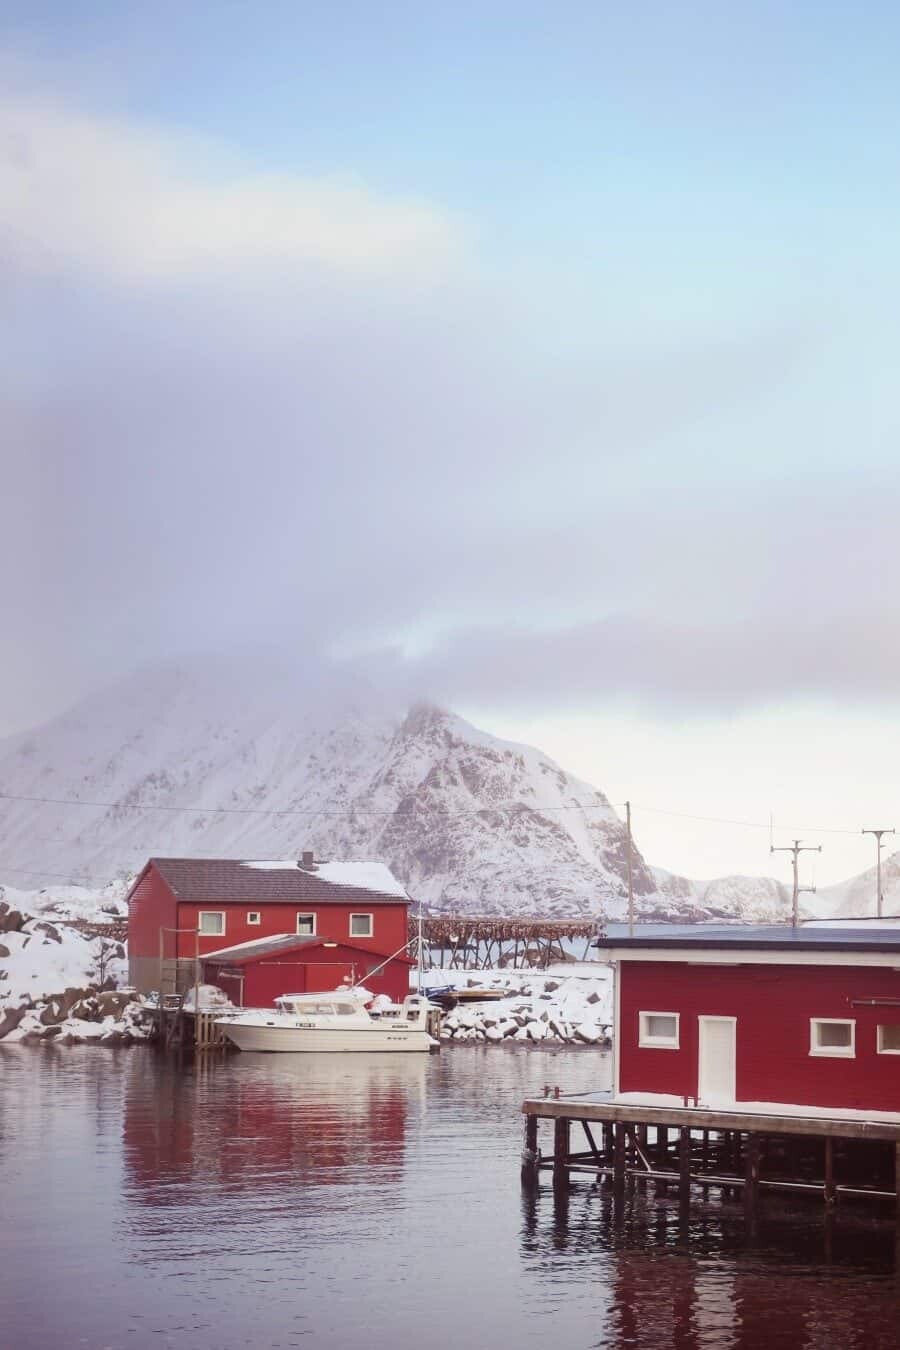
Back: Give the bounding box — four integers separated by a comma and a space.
812, 852, 900, 919
0, 658, 799, 922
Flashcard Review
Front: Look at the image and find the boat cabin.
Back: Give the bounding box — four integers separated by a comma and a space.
594, 925, 900, 1118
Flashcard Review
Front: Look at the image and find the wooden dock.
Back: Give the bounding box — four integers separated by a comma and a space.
521, 1093, 900, 1221
152, 995, 229, 1051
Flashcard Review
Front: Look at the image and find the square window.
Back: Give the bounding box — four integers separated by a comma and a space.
247, 912, 261, 926
198, 911, 225, 936
810, 1019, 855, 1057
296, 913, 316, 936
350, 913, 373, 938
878, 1024, 900, 1054
638, 1011, 679, 1049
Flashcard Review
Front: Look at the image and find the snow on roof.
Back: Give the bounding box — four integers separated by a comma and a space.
202, 932, 322, 962
240, 859, 409, 898
149, 857, 410, 905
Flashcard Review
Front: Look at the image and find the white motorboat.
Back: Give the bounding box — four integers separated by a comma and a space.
215, 991, 439, 1053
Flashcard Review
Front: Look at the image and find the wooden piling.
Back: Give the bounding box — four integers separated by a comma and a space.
553, 1117, 569, 1187
613, 1122, 626, 1203
744, 1132, 760, 1220
679, 1126, 691, 1213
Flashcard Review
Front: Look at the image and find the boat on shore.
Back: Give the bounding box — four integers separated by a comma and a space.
215, 992, 439, 1053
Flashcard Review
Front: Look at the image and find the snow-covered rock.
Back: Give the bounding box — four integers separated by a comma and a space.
420, 965, 613, 1046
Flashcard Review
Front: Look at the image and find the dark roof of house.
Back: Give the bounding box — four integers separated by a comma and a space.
146, 857, 411, 907
201, 932, 414, 966
594, 923, 900, 954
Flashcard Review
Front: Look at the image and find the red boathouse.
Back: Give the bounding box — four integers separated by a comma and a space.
200, 932, 414, 1005
599, 924, 900, 1117
127, 853, 413, 1003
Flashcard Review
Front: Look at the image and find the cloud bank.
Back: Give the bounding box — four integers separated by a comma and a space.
2, 82, 897, 732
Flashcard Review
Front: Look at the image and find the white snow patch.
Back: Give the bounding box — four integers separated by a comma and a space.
240, 859, 408, 897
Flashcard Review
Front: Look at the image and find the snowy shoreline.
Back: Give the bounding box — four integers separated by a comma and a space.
1, 881, 613, 1048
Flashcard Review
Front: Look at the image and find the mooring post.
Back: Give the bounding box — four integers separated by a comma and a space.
824, 1136, 836, 1208
613, 1122, 626, 1204
656, 1124, 669, 1196
521, 1114, 539, 1184
679, 1126, 691, 1214
553, 1117, 569, 1188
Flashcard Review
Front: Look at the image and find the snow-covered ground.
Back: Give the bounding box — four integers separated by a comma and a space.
414, 963, 613, 1045
0, 886, 150, 1045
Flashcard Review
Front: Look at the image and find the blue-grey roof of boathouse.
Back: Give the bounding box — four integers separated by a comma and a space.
594, 922, 900, 953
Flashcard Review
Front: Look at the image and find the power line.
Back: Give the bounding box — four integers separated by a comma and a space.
630, 803, 861, 836
0, 787, 877, 836
0, 789, 612, 820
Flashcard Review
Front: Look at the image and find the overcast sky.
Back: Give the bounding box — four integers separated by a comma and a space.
3, 2, 900, 884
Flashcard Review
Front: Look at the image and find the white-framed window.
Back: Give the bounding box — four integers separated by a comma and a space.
810, 1018, 856, 1057
638, 1011, 679, 1049
350, 912, 373, 938
296, 912, 316, 936
247, 912, 261, 926
877, 1024, 900, 1055
198, 911, 225, 936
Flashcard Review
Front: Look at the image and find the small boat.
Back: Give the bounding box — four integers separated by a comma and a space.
215, 992, 439, 1053
451, 987, 508, 1004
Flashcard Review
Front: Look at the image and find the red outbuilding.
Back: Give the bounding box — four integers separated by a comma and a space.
597, 924, 900, 1118
127, 852, 413, 1003
200, 932, 414, 1005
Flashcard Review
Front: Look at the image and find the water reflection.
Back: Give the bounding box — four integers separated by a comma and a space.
4, 1045, 900, 1350
123, 1050, 425, 1202
521, 1183, 899, 1350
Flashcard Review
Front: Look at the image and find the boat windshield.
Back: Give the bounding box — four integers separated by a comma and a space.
276, 998, 360, 1016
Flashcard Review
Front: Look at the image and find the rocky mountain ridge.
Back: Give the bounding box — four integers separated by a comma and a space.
0, 659, 870, 923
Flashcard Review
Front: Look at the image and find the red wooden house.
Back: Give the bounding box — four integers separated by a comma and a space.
127, 853, 413, 1004
596, 925, 900, 1118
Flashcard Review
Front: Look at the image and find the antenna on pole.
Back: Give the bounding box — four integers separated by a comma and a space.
626, 801, 634, 938
862, 828, 895, 919
770, 838, 821, 928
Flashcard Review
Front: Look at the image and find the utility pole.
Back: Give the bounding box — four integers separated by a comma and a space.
771, 839, 821, 928
626, 800, 634, 937
862, 827, 895, 919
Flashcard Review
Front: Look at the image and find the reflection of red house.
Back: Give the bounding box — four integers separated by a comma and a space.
122, 1052, 415, 1200
201, 932, 413, 1004
127, 852, 412, 1000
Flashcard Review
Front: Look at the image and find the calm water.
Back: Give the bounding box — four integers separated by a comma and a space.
1, 1046, 898, 1350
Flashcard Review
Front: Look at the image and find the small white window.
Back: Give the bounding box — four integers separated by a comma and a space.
639, 1011, 679, 1049
198, 911, 225, 936
247, 912, 261, 926
810, 1018, 855, 1057
877, 1024, 900, 1054
350, 912, 373, 938
296, 912, 316, 936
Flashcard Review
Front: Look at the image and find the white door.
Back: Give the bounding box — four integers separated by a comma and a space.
698, 1017, 736, 1106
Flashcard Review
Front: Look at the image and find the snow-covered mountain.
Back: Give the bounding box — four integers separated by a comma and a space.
812, 852, 900, 920
0, 658, 796, 921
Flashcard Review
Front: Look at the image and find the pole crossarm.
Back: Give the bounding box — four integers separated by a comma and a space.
863, 827, 896, 919
770, 839, 822, 928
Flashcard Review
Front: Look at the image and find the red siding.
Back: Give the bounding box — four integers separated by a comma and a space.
619, 960, 900, 1113
203, 944, 410, 1007
175, 899, 408, 962
127, 866, 177, 959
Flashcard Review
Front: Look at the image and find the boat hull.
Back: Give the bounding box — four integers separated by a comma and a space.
217, 1021, 435, 1053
